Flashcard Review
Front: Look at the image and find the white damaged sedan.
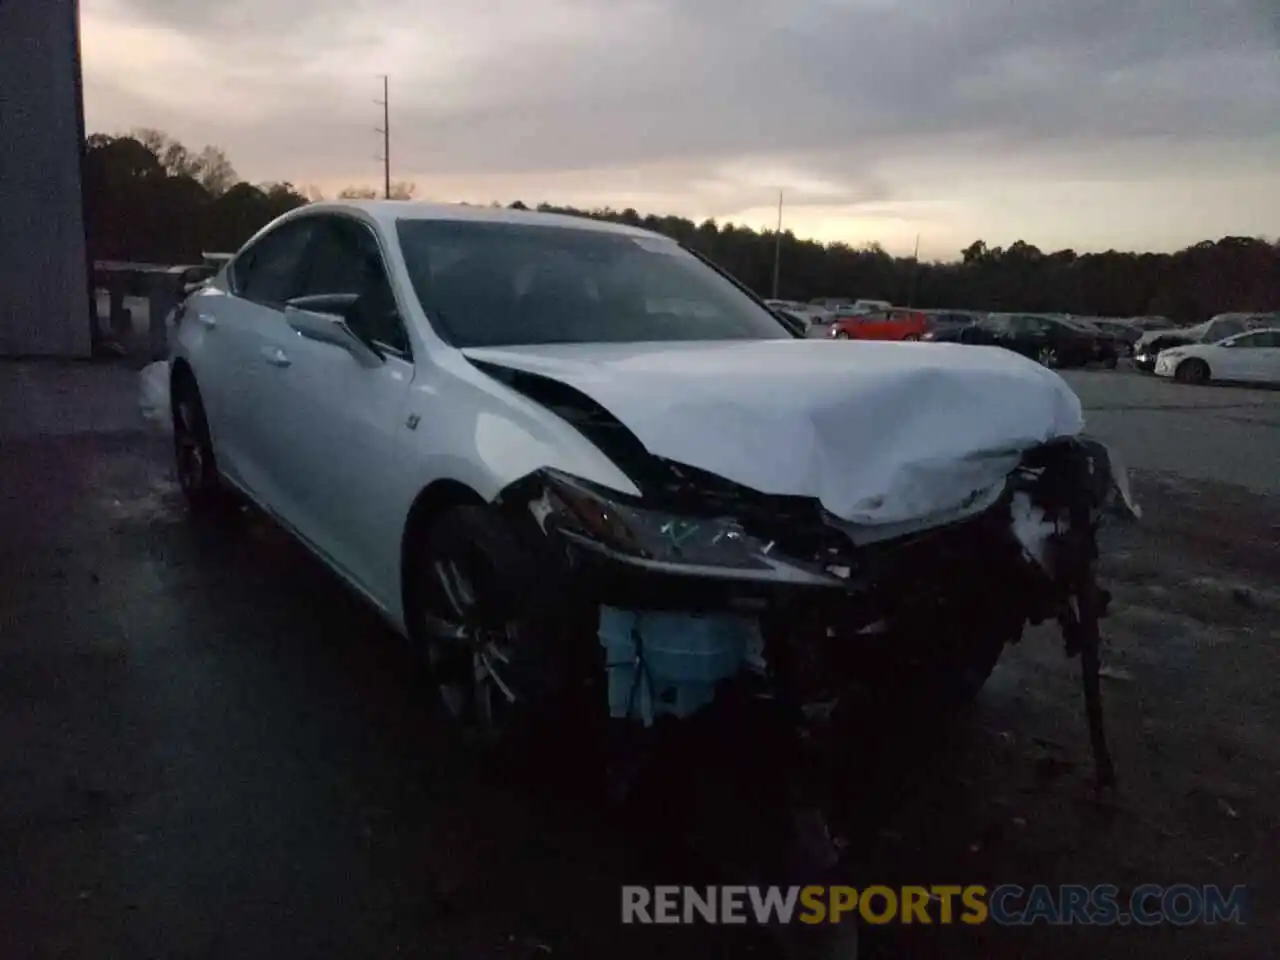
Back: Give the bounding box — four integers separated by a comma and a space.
1154, 328, 1280, 385
170, 201, 1136, 751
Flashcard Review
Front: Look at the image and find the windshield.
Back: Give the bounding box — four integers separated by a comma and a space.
1203, 319, 1244, 342
395, 219, 792, 347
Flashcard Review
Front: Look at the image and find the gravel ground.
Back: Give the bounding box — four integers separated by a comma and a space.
1, 362, 1276, 959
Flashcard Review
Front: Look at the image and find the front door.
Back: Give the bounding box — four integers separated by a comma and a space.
1220, 331, 1279, 382
259, 214, 416, 603
854, 310, 893, 339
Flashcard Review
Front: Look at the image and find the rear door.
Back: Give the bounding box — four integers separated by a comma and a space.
206, 216, 318, 503
886, 309, 918, 339
1003, 315, 1045, 359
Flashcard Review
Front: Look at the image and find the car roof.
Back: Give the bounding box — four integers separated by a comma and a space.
297, 200, 661, 240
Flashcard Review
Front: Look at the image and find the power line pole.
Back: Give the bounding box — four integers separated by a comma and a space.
907, 232, 922, 306
375, 75, 390, 199
771, 190, 784, 299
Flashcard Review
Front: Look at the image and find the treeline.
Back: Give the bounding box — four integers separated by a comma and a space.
84, 130, 311, 264
85, 132, 1278, 324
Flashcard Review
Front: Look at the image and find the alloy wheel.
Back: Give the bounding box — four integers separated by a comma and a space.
1177, 359, 1208, 384
420, 555, 520, 738
1036, 346, 1059, 368
174, 399, 205, 496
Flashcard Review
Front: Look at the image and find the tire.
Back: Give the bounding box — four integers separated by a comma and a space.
844, 619, 1011, 720
1174, 358, 1210, 384
408, 506, 586, 745
1036, 345, 1059, 368
171, 374, 230, 515
902, 334, 921, 342
834, 331, 850, 340
1103, 355, 1118, 370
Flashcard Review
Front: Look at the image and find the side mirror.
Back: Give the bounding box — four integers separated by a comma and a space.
285, 306, 384, 368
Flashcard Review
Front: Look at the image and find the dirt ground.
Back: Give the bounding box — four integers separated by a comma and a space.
1, 365, 1277, 959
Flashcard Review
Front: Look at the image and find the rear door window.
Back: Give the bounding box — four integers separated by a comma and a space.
231, 218, 316, 308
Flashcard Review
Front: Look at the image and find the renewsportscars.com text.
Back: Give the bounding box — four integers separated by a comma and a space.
621, 884, 1248, 926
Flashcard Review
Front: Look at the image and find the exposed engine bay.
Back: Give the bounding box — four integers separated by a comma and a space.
478, 348, 1140, 893
490, 372, 1138, 772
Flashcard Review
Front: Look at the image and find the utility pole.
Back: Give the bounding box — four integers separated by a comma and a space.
771, 190, 784, 299
907, 232, 922, 306
375, 75, 390, 199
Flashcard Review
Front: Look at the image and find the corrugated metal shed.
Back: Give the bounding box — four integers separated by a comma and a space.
0, 0, 91, 357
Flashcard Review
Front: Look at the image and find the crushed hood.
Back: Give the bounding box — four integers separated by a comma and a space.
1135, 324, 1204, 350
463, 339, 1085, 526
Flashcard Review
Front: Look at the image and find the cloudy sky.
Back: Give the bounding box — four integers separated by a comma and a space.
82, 0, 1280, 259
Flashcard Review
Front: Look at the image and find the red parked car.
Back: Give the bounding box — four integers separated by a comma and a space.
828, 307, 930, 341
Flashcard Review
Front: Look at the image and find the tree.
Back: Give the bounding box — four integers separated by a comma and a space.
193, 146, 238, 196
130, 128, 238, 193
337, 181, 416, 200
81, 127, 1280, 319
84, 130, 305, 262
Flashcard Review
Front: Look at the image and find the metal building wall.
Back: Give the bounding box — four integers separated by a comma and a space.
0, 0, 91, 357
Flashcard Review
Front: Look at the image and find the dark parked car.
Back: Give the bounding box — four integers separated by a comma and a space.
1128, 315, 1176, 332
1069, 317, 1134, 359
930, 313, 1118, 369
920, 310, 984, 339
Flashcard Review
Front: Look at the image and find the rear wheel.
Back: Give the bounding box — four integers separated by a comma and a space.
171, 374, 229, 515
1174, 358, 1210, 384
902, 333, 921, 342
834, 330, 850, 340
1036, 345, 1060, 368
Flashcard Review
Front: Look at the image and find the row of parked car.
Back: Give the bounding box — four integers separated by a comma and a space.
765, 300, 1280, 383
765, 301, 1161, 369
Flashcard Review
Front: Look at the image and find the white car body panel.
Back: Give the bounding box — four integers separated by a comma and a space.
173, 200, 1094, 633
460, 338, 1084, 527
1154, 328, 1280, 384
173, 203, 647, 631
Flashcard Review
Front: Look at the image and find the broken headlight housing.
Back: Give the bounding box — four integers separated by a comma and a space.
535, 469, 777, 571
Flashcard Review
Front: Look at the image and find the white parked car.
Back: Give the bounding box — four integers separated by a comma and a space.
169, 201, 1135, 750
1154, 328, 1280, 385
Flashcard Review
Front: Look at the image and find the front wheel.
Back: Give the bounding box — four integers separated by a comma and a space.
1174, 358, 1210, 384
409, 506, 587, 746
902, 334, 921, 342
833, 330, 850, 340
1036, 345, 1060, 368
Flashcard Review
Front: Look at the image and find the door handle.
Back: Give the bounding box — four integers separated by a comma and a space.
261, 346, 292, 368
196, 313, 217, 328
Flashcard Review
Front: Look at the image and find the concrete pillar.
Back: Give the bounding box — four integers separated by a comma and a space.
0, 0, 92, 357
